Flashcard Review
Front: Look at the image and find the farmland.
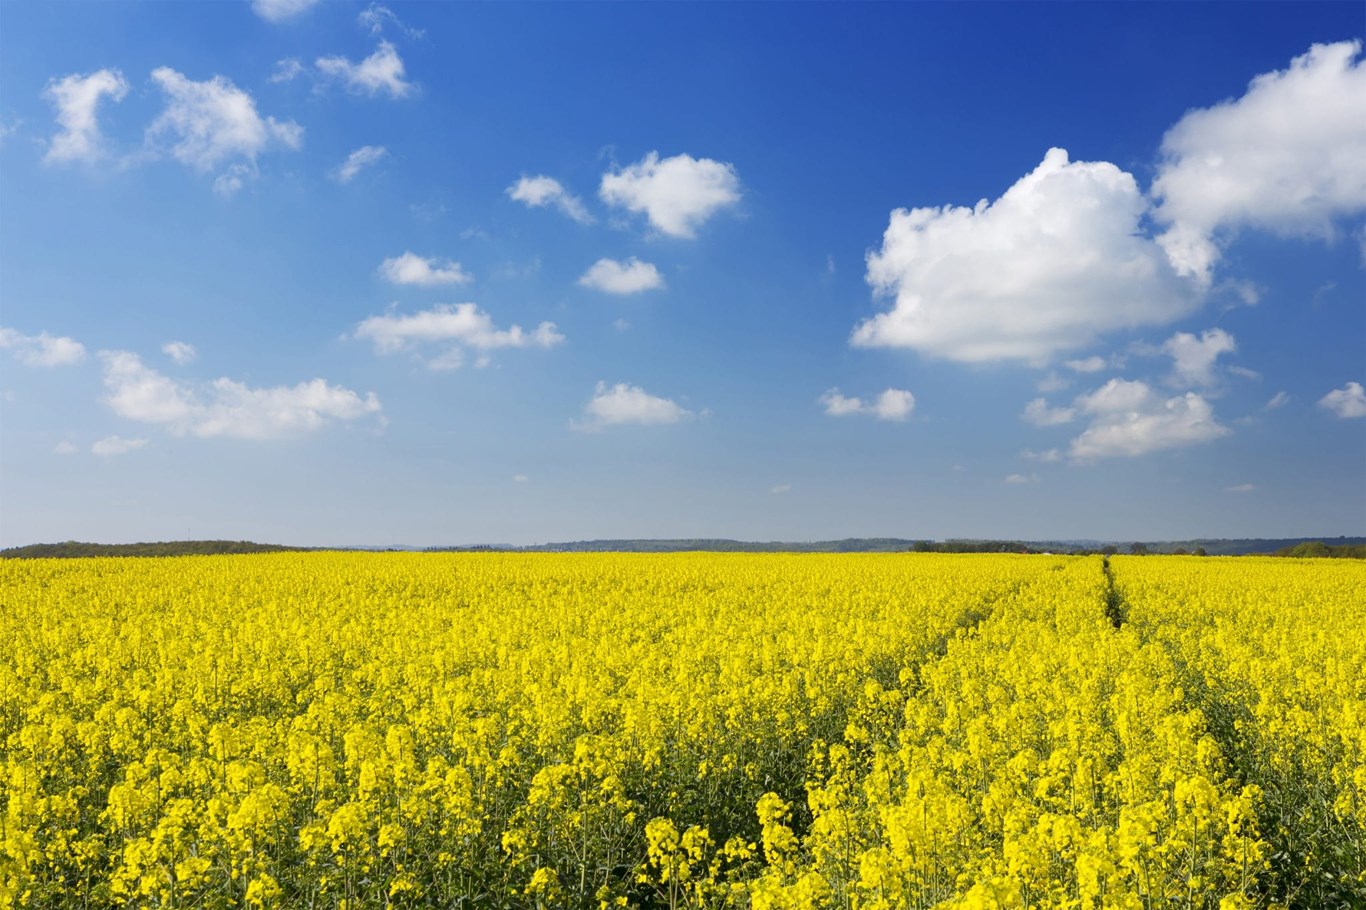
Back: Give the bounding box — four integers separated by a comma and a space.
1, 553, 1362, 908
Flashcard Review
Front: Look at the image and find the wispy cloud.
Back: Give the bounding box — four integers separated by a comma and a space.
92, 435, 149, 456
251, 0, 321, 23
334, 145, 388, 183
507, 175, 593, 224
161, 341, 196, 365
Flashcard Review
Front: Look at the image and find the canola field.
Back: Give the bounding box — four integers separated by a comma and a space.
1, 552, 1362, 909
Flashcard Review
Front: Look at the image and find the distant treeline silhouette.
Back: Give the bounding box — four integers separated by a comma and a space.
0, 540, 309, 559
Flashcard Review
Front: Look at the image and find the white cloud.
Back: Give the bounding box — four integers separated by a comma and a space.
506, 175, 593, 224
577, 257, 665, 295
854, 148, 1200, 365
1069, 378, 1229, 459
251, 0, 321, 22
819, 387, 915, 421
512, 473, 529, 483
269, 58, 306, 84
1225, 483, 1257, 493
1265, 391, 1291, 410
1319, 381, 1366, 418
54, 441, 78, 456
146, 68, 302, 191
1021, 448, 1063, 463
0, 327, 87, 366
92, 435, 149, 456
770, 484, 792, 495
1064, 356, 1108, 373
354, 303, 563, 370
1004, 473, 1039, 485
599, 152, 741, 238
100, 350, 381, 439
1163, 327, 1236, 388
316, 41, 414, 99
575, 381, 692, 430
1153, 41, 1366, 283
334, 144, 388, 183
1021, 397, 1075, 427
162, 341, 196, 365
378, 251, 471, 286
42, 69, 129, 164
872, 388, 915, 421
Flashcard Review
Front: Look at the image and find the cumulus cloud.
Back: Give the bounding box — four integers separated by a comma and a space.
1319, 381, 1366, 418
1163, 327, 1236, 388
506, 175, 593, 224
54, 441, 78, 456
599, 152, 741, 238
316, 41, 413, 98
378, 252, 471, 286
1021, 397, 1076, 427
334, 145, 387, 183
354, 303, 563, 370
42, 69, 128, 164
146, 68, 302, 192
1004, 473, 1039, 485
162, 341, 196, 365
100, 350, 381, 439
1265, 391, 1291, 410
575, 381, 692, 430
0, 327, 87, 367
251, 0, 321, 22
577, 258, 664, 295
1153, 41, 1366, 283
819, 388, 915, 421
770, 484, 792, 495
92, 435, 148, 456
1069, 378, 1229, 459
854, 148, 1199, 365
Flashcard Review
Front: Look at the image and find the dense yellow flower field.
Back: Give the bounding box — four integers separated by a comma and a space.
1, 553, 1361, 908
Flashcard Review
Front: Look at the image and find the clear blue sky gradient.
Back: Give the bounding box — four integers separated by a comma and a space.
1, 2, 1362, 546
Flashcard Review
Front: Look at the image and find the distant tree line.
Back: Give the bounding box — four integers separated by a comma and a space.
1271, 541, 1366, 559
0, 540, 309, 559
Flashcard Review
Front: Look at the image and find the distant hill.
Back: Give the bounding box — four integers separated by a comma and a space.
5, 536, 1362, 559
0, 540, 312, 559
433, 536, 1366, 556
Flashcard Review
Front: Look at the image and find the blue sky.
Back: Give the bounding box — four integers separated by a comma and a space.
1, 1, 1363, 546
